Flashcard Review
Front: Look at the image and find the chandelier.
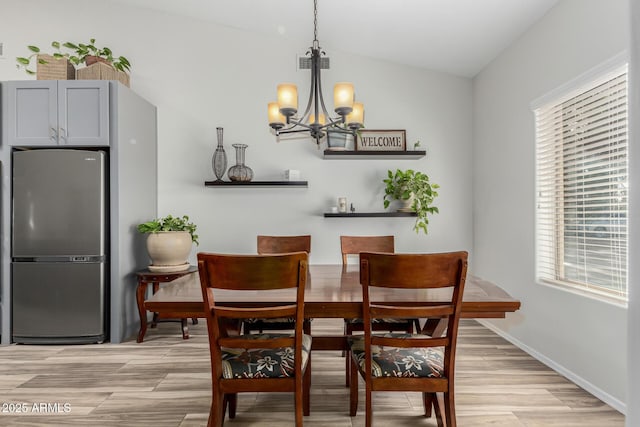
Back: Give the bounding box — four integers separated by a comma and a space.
267, 0, 364, 144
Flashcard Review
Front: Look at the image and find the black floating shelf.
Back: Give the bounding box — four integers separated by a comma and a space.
205, 180, 308, 188
324, 212, 417, 218
323, 150, 426, 160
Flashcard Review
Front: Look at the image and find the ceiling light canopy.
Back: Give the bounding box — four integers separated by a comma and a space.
267, 0, 364, 145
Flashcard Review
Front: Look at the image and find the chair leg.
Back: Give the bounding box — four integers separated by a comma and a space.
227, 393, 237, 419
303, 355, 311, 416
295, 376, 303, 427
345, 345, 351, 387
433, 392, 445, 427
342, 321, 351, 357
344, 321, 353, 387
209, 387, 224, 427
349, 357, 359, 416
423, 392, 433, 418
365, 382, 372, 427
444, 391, 456, 427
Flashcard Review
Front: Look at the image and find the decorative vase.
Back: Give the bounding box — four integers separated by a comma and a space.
228, 144, 254, 182
212, 127, 228, 181
145, 231, 192, 272
397, 193, 415, 212
326, 132, 353, 151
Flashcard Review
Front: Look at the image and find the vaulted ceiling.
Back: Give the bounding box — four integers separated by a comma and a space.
112, 0, 560, 77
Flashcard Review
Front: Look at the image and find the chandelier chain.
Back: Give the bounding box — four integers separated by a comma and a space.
313, 0, 318, 43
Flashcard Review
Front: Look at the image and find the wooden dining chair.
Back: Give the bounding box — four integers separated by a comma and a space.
348, 251, 468, 427
340, 235, 419, 386
242, 235, 312, 335
198, 251, 311, 427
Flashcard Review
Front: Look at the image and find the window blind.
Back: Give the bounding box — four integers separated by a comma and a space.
535, 67, 628, 300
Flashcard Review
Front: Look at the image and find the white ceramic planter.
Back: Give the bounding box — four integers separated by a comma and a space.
397, 193, 416, 212
145, 231, 192, 271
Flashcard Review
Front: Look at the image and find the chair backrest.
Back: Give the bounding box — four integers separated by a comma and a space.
359, 251, 468, 381
257, 235, 311, 255
340, 235, 394, 265
197, 252, 308, 374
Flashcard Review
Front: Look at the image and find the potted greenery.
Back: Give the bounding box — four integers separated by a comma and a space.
137, 215, 198, 272
16, 39, 131, 77
62, 39, 131, 72
383, 169, 440, 234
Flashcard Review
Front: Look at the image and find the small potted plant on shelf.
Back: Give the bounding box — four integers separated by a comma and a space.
137, 215, 198, 272
383, 169, 439, 234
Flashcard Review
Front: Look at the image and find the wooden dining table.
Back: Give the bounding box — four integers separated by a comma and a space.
143, 264, 520, 349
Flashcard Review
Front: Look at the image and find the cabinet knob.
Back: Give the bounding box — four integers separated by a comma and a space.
50, 127, 58, 141
59, 127, 67, 142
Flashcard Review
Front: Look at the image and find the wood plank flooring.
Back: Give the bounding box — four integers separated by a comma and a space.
0, 319, 624, 426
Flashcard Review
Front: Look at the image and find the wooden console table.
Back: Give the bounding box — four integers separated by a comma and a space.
135, 266, 199, 342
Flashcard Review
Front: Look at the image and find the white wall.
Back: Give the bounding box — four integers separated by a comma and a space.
0, 0, 472, 329
473, 0, 629, 411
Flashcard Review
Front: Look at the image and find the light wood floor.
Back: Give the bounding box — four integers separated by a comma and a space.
0, 319, 624, 426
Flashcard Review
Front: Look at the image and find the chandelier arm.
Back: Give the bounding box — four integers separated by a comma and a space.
315, 54, 332, 120
280, 119, 314, 132
277, 127, 317, 135
298, 62, 315, 123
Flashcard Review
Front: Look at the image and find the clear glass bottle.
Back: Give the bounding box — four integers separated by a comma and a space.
211, 127, 227, 181
228, 144, 254, 182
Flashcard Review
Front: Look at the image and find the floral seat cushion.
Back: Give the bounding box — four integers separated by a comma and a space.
244, 317, 296, 324
221, 333, 312, 379
348, 333, 443, 378
346, 318, 414, 324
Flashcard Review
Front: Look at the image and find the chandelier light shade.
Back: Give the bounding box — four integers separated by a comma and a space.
333, 82, 354, 116
268, 102, 285, 128
346, 102, 364, 128
277, 83, 298, 116
267, 0, 364, 144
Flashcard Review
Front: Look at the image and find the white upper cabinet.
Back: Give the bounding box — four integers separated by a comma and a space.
5, 80, 109, 146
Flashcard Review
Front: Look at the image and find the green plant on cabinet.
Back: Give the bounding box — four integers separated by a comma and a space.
16, 39, 131, 75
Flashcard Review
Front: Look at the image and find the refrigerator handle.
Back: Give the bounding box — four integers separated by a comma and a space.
50, 126, 58, 142
59, 127, 67, 143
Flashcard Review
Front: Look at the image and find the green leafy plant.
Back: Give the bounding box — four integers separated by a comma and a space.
63, 39, 131, 72
15, 43, 62, 75
383, 169, 439, 234
16, 39, 131, 75
137, 215, 199, 245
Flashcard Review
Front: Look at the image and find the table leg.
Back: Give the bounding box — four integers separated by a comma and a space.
136, 280, 150, 343
421, 318, 448, 338
181, 318, 189, 339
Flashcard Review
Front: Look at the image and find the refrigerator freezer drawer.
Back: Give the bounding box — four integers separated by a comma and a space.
12, 262, 105, 344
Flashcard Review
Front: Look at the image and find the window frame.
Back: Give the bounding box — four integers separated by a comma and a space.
532, 54, 629, 303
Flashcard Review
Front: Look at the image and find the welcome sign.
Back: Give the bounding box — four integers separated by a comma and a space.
356, 129, 406, 151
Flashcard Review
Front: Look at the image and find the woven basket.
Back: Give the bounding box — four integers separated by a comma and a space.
76, 62, 130, 87
36, 54, 76, 80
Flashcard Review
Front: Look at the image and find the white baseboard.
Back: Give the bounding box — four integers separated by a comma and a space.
477, 319, 626, 415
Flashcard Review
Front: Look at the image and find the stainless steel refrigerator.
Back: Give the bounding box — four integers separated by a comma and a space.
12, 149, 107, 344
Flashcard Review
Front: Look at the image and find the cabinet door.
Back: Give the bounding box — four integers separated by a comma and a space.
6, 81, 58, 146
58, 81, 109, 146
